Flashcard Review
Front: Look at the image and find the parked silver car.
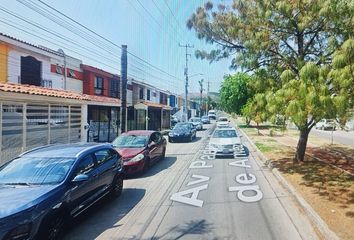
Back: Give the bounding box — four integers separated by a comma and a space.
189, 117, 203, 130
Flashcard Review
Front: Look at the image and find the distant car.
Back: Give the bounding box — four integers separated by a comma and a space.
189, 117, 203, 130
112, 131, 166, 174
168, 122, 197, 142
216, 117, 230, 128
0, 143, 124, 240
208, 110, 216, 120
201, 115, 210, 124
209, 128, 242, 157
315, 119, 337, 130
171, 116, 179, 127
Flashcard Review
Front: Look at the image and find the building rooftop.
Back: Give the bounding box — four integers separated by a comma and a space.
0, 83, 121, 104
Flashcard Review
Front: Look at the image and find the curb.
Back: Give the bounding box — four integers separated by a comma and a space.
236, 122, 339, 240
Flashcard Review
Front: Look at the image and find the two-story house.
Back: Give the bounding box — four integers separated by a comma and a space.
0, 34, 120, 163
128, 80, 171, 131
81, 64, 122, 142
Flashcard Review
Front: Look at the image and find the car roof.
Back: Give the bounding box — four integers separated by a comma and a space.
123, 130, 155, 136
175, 122, 191, 126
214, 127, 236, 131
20, 143, 113, 159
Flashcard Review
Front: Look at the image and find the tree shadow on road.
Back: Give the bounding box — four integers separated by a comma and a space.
63, 188, 146, 240
151, 219, 214, 240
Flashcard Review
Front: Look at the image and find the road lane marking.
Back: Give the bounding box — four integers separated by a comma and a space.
229, 159, 251, 168
236, 173, 256, 184
187, 174, 210, 186
189, 160, 213, 169
228, 185, 263, 203
170, 184, 208, 207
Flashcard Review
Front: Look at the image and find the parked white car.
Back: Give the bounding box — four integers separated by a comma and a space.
209, 128, 242, 157
216, 117, 230, 128
315, 119, 337, 130
208, 110, 216, 120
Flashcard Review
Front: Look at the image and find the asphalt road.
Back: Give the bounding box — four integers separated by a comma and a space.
63, 123, 319, 240
311, 129, 354, 147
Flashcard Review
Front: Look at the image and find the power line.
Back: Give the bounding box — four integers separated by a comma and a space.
35, 0, 182, 82
179, 43, 194, 122
2, 1, 180, 90
151, 0, 185, 43
163, 0, 192, 43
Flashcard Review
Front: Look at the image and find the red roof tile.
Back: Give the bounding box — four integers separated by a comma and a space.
144, 101, 171, 109
0, 83, 90, 100
84, 94, 121, 104
0, 83, 121, 105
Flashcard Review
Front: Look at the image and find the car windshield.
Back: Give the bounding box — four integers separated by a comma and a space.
112, 134, 149, 148
213, 130, 237, 138
173, 124, 190, 131
202, 116, 208, 119
0, 157, 75, 185
190, 118, 200, 122
219, 118, 228, 122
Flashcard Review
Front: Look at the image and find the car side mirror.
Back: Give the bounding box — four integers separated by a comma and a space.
72, 174, 89, 183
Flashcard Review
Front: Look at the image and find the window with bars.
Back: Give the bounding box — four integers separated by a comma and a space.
109, 79, 120, 98
160, 92, 167, 105
95, 76, 104, 95
139, 87, 144, 100
147, 89, 151, 101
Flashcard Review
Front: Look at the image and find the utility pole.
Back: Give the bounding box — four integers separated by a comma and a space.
120, 45, 127, 133
198, 78, 204, 116
179, 43, 194, 122
206, 80, 210, 113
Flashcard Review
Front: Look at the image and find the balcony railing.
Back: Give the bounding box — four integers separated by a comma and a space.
41, 79, 53, 88
17, 76, 53, 88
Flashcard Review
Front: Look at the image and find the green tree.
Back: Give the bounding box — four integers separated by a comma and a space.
220, 73, 253, 114
187, 0, 353, 163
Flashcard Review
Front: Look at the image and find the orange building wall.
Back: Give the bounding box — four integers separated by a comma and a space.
0, 44, 8, 83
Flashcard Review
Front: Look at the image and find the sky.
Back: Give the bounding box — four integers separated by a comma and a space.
0, 0, 234, 94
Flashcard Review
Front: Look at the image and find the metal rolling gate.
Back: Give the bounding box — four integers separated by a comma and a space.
0, 102, 82, 165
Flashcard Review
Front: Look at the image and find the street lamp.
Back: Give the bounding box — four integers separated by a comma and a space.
198, 78, 204, 116
58, 48, 67, 90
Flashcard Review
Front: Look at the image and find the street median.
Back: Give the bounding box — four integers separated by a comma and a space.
233, 117, 354, 240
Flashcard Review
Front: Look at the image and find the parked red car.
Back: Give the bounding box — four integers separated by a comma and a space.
112, 130, 167, 174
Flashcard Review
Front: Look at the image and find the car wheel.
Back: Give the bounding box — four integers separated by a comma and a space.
143, 157, 150, 173
40, 213, 65, 240
321, 126, 324, 130
109, 175, 123, 198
